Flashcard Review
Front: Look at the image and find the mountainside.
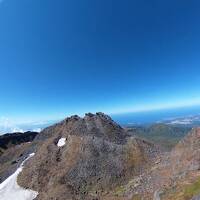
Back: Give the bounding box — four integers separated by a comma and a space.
171, 127, 200, 174
0, 131, 38, 156
151, 128, 200, 200
2, 113, 200, 199
17, 113, 160, 200
126, 123, 190, 150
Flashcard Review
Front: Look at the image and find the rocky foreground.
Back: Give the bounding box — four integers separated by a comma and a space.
1, 113, 200, 199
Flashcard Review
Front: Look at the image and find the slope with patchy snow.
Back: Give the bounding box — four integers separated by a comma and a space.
0, 153, 38, 200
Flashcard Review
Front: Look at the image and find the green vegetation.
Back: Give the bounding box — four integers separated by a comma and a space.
184, 178, 200, 199
126, 124, 190, 151
113, 185, 126, 196
161, 177, 200, 200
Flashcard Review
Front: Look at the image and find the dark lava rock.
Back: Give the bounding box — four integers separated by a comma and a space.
0, 131, 38, 151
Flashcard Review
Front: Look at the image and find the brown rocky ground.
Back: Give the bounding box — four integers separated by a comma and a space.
152, 128, 200, 200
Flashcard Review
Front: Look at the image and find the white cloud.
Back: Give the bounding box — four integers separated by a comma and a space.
0, 117, 24, 134
0, 117, 54, 134
11, 127, 24, 133
32, 128, 42, 132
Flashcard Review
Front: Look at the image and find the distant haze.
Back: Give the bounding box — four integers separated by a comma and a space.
112, 105, 200, 125
1, 105, 200, 134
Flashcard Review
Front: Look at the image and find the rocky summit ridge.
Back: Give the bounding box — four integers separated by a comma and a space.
35, 112, 127, 144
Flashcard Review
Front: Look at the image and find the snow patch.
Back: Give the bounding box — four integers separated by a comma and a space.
57, 138, 66, 147
0, 153, 38, 200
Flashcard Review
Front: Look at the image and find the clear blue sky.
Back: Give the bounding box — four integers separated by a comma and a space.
0, 0, 200, 121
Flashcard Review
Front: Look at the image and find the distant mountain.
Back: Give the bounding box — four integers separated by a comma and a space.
125, 123, 191, 150
0, 131, 38, 156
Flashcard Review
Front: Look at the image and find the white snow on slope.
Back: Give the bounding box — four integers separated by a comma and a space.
0, 153, 38, 200
57, 138, 66, 147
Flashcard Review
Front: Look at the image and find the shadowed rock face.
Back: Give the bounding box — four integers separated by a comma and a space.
0, 131, 39, 182
0, 131, 38, 154
18, 113, 160, 200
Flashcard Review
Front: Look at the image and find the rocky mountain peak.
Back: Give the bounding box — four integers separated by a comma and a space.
85, 112, 122, 128
14, 113, 160, 200
35, 112, 127, 144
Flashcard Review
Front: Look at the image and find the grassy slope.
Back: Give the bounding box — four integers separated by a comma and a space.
161, 176, 200, 200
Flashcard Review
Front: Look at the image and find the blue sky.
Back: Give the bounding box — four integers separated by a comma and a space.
0, 0, 200, 123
